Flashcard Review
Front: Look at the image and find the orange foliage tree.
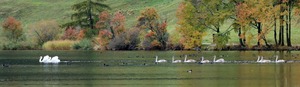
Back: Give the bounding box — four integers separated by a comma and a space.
2, 16, 23, 42
236, 0, 280, 47
137, 8, 169, 50
62, 27, 80, 40
95, 11, 127, 50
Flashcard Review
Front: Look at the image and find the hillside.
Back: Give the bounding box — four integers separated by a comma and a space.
1, 0, 300, 46
0, 0, 181, 31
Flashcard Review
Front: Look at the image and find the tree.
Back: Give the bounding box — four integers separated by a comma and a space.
137, 8, 169, 50
62, 0, 110, 38
176, 1, 205, 49
236, 0, 276, 47
95, 11, 129, 50
62, 27, 80, 40
2, 16, 23, 42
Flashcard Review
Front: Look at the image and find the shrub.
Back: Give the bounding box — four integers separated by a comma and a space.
28, 20, 62, 46
62, 27, 80, 40
42, 40, 77, 50
108, 28, 140, 50
72, 39, 93, 50
1, 40, 34, 50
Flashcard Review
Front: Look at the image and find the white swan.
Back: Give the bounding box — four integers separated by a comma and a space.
213, 55, 225, 63
256, 56, 261, 62
155, 56, 167, 63
184, 55, 196, 63
172, 56, 181, 63
275, 55, 285, 63
39, 55, 51, 63
200, 56, 210, 63
50, 56, 60, 63
258, 56, 271, 63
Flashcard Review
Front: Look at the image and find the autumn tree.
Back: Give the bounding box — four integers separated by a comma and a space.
235, 0, 277, 48
2, 16, 23, 42
62, 27, 80, 40
137, 8, 169, 50
176, 1, 205, 49
62, 0, 110, 38
95, 11, 128, 50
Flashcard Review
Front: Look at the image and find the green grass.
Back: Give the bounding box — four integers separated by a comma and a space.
1, 0, 300, 47
0, 0, 180, 29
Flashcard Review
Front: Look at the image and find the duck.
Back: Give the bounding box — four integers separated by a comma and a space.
187, 69, 192, 73
2, 64, 10, 67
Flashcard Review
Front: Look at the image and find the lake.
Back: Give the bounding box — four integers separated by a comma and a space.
0, 50, 300, 87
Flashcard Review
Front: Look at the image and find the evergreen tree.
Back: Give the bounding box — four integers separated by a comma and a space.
62, 0, 110, 38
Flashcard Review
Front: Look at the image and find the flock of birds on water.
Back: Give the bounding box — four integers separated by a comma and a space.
155, 55, 289, 64
2, 54, 300, 68
37, 54, 295, 64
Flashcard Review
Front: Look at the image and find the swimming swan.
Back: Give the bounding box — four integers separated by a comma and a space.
213, 55, 225, 63
275, 55, 285, 63
184, 55, 196, 63
200, 56, 210, 63
258, 56, 271, 63
50, 56, 60, 63
155, 56, 167, 63
39, 55, 51, 63
39, 55, 60, 63
172, 56, 181, 63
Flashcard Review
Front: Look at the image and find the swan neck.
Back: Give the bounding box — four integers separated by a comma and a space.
39, 57, 43, 62
172, 57, 174, 61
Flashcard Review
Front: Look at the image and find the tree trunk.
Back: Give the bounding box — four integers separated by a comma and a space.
238, 28, 245, 47
287, 1, 292, 46
279, 3, 285, 46
88, 0, 94, 30
263, 37, 270, 47
274, 17, 278, 46
257, 22, 261, 46
216, 27, 220, 33
285, 15, 289, 44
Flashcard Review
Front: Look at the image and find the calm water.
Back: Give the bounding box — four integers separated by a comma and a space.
0, 51, 300, 87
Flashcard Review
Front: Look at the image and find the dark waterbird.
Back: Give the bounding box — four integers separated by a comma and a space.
2, 64, 10, 67
103, 63, 109, 66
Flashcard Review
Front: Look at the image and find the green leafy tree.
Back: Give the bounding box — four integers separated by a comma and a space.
62, 0, 110, 38
176, 1, 206, 49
